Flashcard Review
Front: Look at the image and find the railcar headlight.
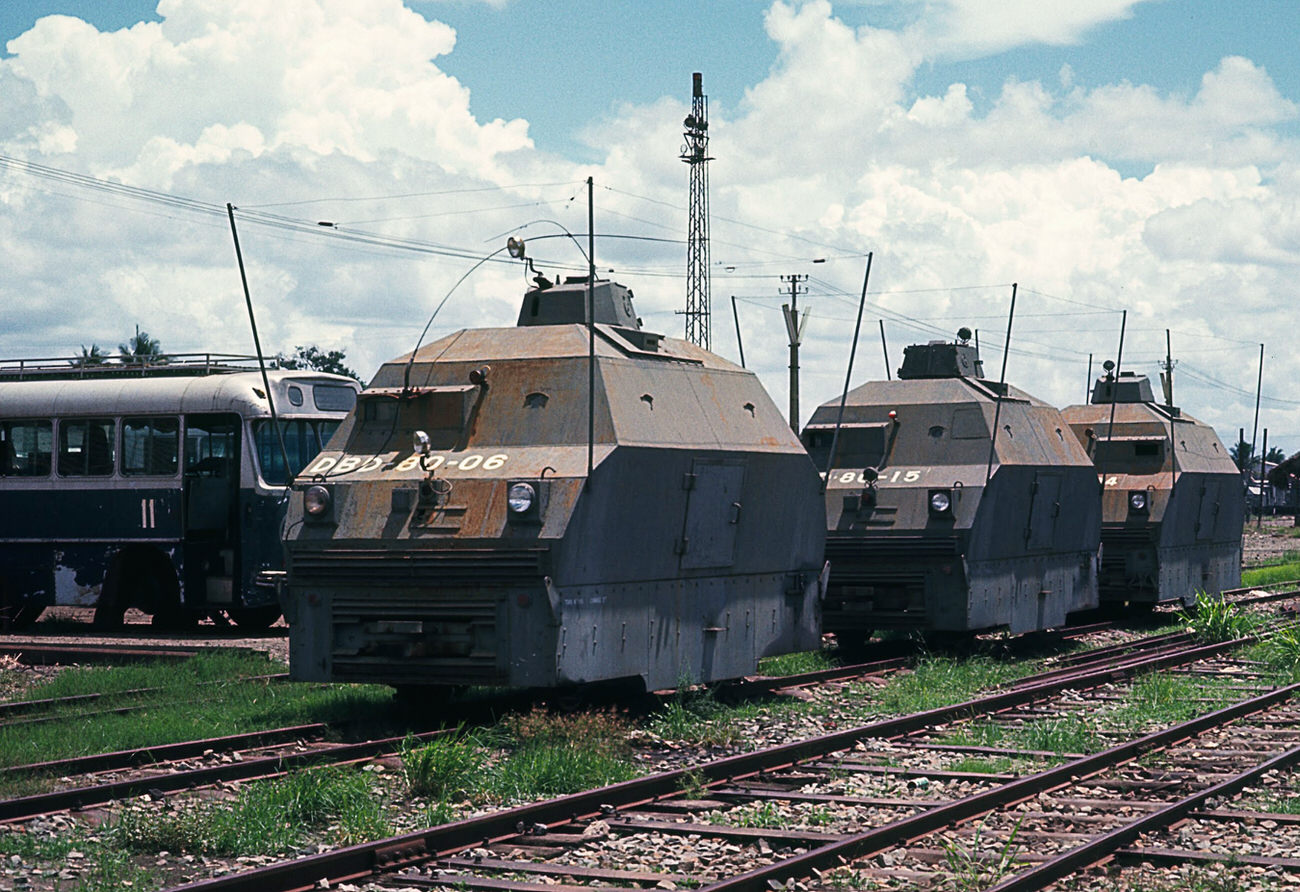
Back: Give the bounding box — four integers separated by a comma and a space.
508, 482, 536, 514
1129, 490, 1148, 512
412, 430, 431, 456
304, 485, 332, 517
929, 489, 952, 516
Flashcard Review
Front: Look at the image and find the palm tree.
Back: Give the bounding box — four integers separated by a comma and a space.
118, 325, 164, 365
70, 344, 107, 367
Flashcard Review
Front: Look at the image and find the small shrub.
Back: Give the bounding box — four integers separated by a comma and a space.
1180, 592, 1259, 643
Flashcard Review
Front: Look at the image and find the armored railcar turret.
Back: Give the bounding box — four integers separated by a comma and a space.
1062, 370, 1242, 606
802, 336, 1101, 639
284, 277, 826, 692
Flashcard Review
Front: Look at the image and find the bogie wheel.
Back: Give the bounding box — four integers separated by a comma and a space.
226, 606, 282, 631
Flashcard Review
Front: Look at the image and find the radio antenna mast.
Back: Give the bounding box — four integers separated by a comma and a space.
680, 72, 712, 349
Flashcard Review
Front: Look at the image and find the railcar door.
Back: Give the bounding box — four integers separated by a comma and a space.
678, 459, 746, 570
1196, 479, 1221, 541
1025, 471, 1063, 551
182, 414, 241, 608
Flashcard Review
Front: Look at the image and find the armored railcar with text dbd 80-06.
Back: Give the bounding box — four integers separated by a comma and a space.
283, 276, 827, 694
1062, 368, 1242, 608
801, 334, 1102, 642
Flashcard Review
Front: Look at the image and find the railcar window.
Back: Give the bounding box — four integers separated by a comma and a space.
0, 420, 53, 477
185, 417, 239, 477
802, 425, 888, 472
254, 419, 336, 484
287, 385, 304, 407
318, 420, 341, 449
58, 419, 116, 477
313, 384, 358, 412
122, 417, 180, 476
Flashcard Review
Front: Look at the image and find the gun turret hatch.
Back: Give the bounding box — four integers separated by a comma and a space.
897, 341, 985, 380
1091, 370, 1157, 405
516, 277, 641, 329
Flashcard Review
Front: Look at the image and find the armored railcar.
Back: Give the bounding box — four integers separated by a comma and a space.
284, 277, 826, 692
1062, 370, 1242, 606
801, 336, 1101, 640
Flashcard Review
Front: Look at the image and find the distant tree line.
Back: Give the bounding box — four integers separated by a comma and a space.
72, 326, 362, 383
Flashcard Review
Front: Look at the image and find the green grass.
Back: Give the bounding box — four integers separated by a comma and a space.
940, 714, 1098, 755
949, 756, 1016, 774
400, 729, 486, 799
489, 708, 637, 802
1241, 560, 1300, 587
111, 765, 389, 856
648, 685, 743, 746
710, 801, 787, 829
757, 649, 839, 677
874, 655, 1025, 715
0, 652, 395, 780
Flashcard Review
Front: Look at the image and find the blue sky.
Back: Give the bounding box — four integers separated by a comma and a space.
6, 0, 1297, 163
1, 1, 1299, 442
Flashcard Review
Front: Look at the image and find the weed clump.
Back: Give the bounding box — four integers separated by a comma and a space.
1180, 592, 1259, 643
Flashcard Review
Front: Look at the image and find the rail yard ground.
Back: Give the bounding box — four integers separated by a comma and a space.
1, 529, 1300, 890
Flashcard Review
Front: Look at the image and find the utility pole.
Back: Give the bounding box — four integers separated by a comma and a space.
781, 274, 809, 432
1159, 328, 1176, 406
680, 72, 712, 349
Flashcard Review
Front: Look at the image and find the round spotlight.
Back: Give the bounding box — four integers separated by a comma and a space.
412, 430, 431, 456
508, 482, 536, 514
1129, 491, 1148, 511
304, 485, 332, 517
929, 490, 952, 514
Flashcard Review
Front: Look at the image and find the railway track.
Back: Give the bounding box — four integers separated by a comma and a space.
157, 620, 1286, 891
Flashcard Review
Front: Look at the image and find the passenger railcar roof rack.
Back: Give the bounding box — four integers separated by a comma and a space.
0, 353, 270, 381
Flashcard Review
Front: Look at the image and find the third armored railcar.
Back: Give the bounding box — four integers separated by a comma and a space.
1062, 369, 1242, 606
802, 335, 1101, 640
284, 276, 826, 693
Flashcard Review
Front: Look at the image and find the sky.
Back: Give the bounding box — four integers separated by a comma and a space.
1, 0, 1299, 451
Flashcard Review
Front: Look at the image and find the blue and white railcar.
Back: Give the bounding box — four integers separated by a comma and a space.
0, 357, 358, 630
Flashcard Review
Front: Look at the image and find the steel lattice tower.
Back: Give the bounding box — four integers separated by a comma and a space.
681, 72, 712, 349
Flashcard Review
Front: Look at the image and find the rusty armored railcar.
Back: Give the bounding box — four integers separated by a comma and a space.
284, 277, 826, 692
1062, 369, 1242, 606
801, 336, 1101, 640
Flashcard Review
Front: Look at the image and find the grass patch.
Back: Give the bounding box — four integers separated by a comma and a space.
875, 655, 1024, 715
757, 649, 838, 677
949, 756, 1016, 775
111, 765, 389, 856
648, 686, 741, 746
489, 707, 637, 802
1241, 560, 1300, 587
400, 729, 486, 800
710, 801, 787, 829
0, 651, 395, 775
940, 714, 1098, 755
1105, 671, 1240, 734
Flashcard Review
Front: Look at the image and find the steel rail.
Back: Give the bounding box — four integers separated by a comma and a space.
0, 642, 202, 664
699, 682, 1300, 892
0, 722, 327, 780
163, 634, 1253, 892
0, 727, 449, 823
986, 741, 1300, 891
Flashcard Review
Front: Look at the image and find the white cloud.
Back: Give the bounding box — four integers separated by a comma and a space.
902, 0, 1153, 57
1, 0, 1298, 445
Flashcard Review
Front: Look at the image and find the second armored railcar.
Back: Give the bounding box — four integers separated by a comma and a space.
285, 277, 826, 692
1062, 369, 1242, 606
802, 336, 1101, 639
